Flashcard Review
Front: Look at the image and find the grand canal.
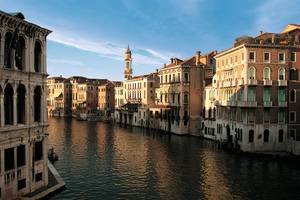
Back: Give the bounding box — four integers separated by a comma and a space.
48, 118, 300, 200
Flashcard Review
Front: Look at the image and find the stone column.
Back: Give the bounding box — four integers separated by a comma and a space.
11, 49, 16, 69
25, 94, 29, 125
0, 34, 5, 67
0, 94, 4, 127
13, 93, 17, 125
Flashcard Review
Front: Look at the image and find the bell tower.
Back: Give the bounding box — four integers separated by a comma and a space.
124, 45, 133, 79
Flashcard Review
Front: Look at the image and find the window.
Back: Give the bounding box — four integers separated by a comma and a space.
178, 94, 180, 104
278, 130, 284, 143
249, 66, 256, 79
249, 51, 255, 62
264, 129, 269, 143
18, 179, 26, 190
15, 36, 26, 70
289, 111, 296, 122
34, 41, 42, 72
290, 89, 296, 102
172, 94, 175, 103
264, 110, 270, 123
34, 141, 43, 161
184, 94, 188, 104
17, 84, 26, 124
290, 69, 298, 80
17, 145, 26, 167
248, 110, 255, 123
4, 32, 13, 68
34, 86, 42, 122
249, 130, 254, 143
35, 173, 43, 182
278, 88, 285, 102
177, 73, 181, 82
291, 52, 296, 62
278, 110, 285, 123
248, 87, 256, 101
263, 67, 270, 80
5, 148, 14, 171
264, 52, 270, 63
184, 73, 189, 83
290, 129, 296, 140
4, 84, 14, 125
263, 88, 270, 102
278, 53, 285, 63
278, 68, 285, 80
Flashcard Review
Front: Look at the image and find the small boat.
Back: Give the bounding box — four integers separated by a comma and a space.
48, 147, 59, 162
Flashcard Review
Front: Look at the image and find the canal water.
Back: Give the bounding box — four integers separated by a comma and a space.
48, 118, 300, 200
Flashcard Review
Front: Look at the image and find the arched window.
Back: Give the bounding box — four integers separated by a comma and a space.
4, 32, 13, 68
34, 41, 42, 72
15, 36, 26, 70
249, 67, 256, 79
263, 67, 270, 80
17, 84, 26, 124
4, 84, 14, 125
249, 130, 254, 143
264, 129, 269, 143
290, 68, 298, 80
278, 68, 285, 80
34, 86, 42, 122
278, 130, 284, 143
290, 89, 296, 102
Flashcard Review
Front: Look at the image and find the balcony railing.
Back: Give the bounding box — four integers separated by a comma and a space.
278, 80, 287, 86
278, 101, 287, 107
263, 79, 272, 86
247, 79, 257, 85
263, 101, 272, 107
238, 101, 257, 107
226, 100, 237, 106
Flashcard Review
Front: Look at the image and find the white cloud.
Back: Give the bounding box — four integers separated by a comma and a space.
48, 58, 83, 66
47, 27, 175, 66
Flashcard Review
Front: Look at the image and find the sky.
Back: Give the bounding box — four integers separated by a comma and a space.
1, 0, 300, 80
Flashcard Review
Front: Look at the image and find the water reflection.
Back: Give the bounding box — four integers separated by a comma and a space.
48, 118, 300, 200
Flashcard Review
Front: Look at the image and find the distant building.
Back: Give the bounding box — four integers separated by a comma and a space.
203, 24, 300, 155
0, 11, 52, 199
47, 76, 72, 117
114, 81, 124, 109
98, 81, 115, 118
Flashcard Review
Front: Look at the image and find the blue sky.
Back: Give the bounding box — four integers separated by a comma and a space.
1, 0, 300, 80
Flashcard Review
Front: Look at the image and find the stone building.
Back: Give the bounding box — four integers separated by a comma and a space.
47, 76, 72, 117
98, 81, 115, 119
114, 81, 124, 109
203, 24, 300, 155
0, 11, 52, 199
114, 46, 159, 126
149, 51, 208, 135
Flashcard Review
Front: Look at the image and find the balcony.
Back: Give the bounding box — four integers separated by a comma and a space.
263, 79, 272, 86
223, 80, 231, 88
238, 101, 257, 107
247, 79, 257, 86
263, 101, 272, 107
278, 101, 287, 107
227, 100, 237, 107
278, 80, 287, 86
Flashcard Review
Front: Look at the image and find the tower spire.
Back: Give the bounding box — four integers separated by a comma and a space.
124, 45, 132, 80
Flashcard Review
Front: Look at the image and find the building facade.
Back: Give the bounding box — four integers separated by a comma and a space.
47, 76, 72, 117
0, 11, 51, 199
149, 52, 206, 135
98, 81, 115, 118
203, 24, 300, 155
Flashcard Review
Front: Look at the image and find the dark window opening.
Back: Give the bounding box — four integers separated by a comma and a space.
18, 179, 26, 190
15, 36, 26, 70
4, 84, 14, 125
34, 86, 41, 122
5, 148, 14, 171
249, 130, 254, 143
290, 69, 298, 80
264, 129, 269, 143
34, 41, 42, 72
17, 145, 25, 167
17, 84, 26, 124
4, 32, 13, 68
35, 172, 42, 182
290, 90, 296, 102
34, 141, 43, 161
249, 52, 255, 61
279, 130, 284, 143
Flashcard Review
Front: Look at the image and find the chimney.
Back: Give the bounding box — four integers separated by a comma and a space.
156, 69, 158, 73
164, 64, 166, 68
170, 58, 174, 64
260, 30, 263, 35
272, 34, 276, 44
195, 51, 201, 65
